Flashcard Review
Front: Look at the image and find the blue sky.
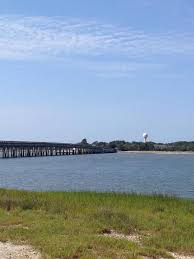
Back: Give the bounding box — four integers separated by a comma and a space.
0, 0, 194, 143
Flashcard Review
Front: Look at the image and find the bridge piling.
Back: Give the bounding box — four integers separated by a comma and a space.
0, 141, 116, 159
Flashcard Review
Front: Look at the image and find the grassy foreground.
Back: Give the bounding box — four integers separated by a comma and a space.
0, 189, 194, 258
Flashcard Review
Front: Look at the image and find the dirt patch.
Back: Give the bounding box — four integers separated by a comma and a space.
0, 241, 42, 259
101, 229, 141, 244
171, 253, 194, 259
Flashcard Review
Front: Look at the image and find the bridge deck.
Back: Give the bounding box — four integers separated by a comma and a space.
0, 141, 116, 159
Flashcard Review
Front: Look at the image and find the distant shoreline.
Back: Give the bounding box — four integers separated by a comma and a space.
121, 150, 194, 155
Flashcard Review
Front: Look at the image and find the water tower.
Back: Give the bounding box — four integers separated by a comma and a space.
143, 133, 148, 143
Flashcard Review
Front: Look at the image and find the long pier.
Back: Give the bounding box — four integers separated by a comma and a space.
0, 141, 116, 159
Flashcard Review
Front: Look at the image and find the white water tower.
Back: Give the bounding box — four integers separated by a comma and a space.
143, 133, 148, 143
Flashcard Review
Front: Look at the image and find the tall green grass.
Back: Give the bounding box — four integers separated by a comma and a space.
0, 189, 193, 258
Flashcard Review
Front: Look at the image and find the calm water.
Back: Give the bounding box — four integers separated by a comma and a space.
0, 152, 193, 198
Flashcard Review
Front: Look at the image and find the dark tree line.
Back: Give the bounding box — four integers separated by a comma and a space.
90, 140, 194, 152
79, 138, 194, 152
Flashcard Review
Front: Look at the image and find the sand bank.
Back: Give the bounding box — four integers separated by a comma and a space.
123, 151, 194, 155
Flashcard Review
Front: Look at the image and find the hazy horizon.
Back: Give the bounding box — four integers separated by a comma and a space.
0, 0, 194, 143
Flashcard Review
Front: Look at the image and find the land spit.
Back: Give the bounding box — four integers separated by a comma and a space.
123, 151, 194, 155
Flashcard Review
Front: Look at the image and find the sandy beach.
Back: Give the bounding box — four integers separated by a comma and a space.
122, 151, 194, 155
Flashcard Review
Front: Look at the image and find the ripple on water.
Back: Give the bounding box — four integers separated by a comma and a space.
0, 153, 193, 198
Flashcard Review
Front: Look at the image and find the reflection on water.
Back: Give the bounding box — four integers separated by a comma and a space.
0, 152, 193, 198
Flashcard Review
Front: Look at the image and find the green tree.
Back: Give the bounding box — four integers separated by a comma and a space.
80, 138, 88, 145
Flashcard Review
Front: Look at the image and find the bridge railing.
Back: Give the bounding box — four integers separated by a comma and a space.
0, 141, 117, 159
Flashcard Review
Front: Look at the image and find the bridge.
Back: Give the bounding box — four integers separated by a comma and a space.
0, 141, 116, 159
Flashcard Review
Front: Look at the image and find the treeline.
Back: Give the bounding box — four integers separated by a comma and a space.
91, 140, 194, 152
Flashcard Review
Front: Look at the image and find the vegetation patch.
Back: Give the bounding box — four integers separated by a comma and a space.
93, 140, 194, 152
0, 189, 193, 258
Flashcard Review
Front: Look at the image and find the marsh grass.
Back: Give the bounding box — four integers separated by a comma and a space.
0, 189, 193, 258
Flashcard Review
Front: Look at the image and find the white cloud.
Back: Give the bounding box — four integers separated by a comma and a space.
0, 15, 194, 60
75, 60, 164, 77
0, 15, 193, 77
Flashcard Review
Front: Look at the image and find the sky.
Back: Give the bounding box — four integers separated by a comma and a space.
0, 0, 194, 143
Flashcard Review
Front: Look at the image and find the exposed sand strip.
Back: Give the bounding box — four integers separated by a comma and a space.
0, 241, 42, 259
123, 151, 194, 155
101, 229, 141, 244
171, 254, 194, 259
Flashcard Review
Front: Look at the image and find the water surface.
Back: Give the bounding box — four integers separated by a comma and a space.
0, 152, 193, 198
